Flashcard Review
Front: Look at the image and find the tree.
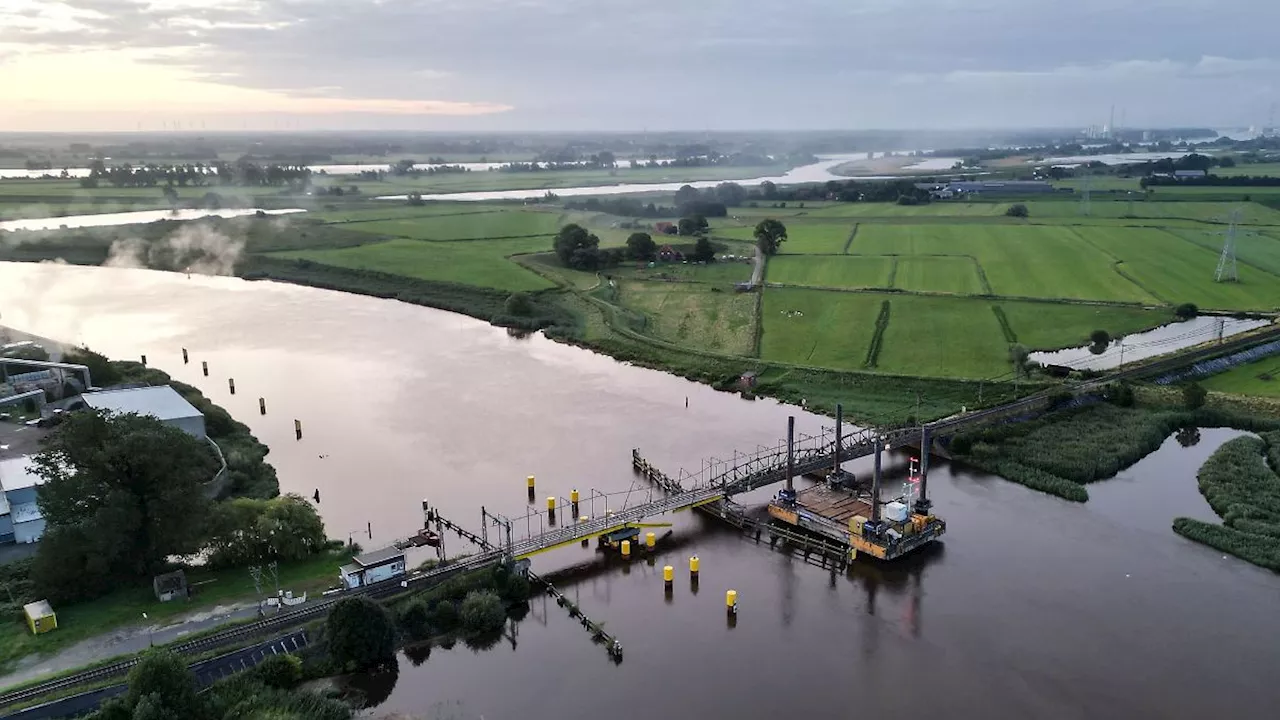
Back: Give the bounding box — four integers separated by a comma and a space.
399, 599, 431, 640
760, 180, 778, 199
1090, 329, 1111, 346
552, 224, 600, 270
125, 650, 201, 718
1175, 303, 1199, 320
1010, 343, 1031, 376
753, 218, 787, 256
714, 182, 747, 206
459, 590, 506, 636
33, 411, 215, 593
677, 216, 708, 236
1182, 382, 1208, 410
625, 232, 657, 261
203, 495, 327, 568
691, 236, 716, 263
674, 184, 700, 208
327, 596, 396, 671
1006, 203, 1029, 217
503, 292, 533, 316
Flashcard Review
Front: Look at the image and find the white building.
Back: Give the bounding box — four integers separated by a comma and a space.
339, 546, 407, 589
0, 456, 46, 544
80, 386, 206, 439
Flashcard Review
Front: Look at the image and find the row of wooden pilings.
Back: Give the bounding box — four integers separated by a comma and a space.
140, 349, 303, 440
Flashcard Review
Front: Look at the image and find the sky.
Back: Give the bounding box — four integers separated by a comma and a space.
1, 0, 1278, 132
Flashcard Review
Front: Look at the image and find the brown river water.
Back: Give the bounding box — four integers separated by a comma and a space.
1, 262, 1277, 720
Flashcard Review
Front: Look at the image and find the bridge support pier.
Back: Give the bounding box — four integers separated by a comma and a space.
779, 416, 797, 505
914, 427, 933, 515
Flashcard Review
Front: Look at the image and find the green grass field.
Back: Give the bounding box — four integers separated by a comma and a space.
1023, 199, 1280, 225
1167, 227, 1280, 276
804, 202, 1010, 218
851, 224, 1156, 303
893, 256, 985, 294
760, 288, 883, 369
1074, 227, 1280, 310
0, 549, 348, 677
627, 260, 754, 285
1201, 357, 1280, 397
269, 237, 554, 291
340, 210, 564, 240
715, 222, 853, 254
766, 255, 893, 289
620, 281, 757, 355
309, 204, 514, 223
1214, 163, 1280, 178
874, 293, 1012, 378
998, 302, 1170, 350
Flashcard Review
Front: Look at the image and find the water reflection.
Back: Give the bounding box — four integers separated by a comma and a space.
1030, 316, 1270, 370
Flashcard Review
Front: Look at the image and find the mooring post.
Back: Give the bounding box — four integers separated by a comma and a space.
915, 426, 932, 514
871, 439, 883, 522
833, 403, 843, 480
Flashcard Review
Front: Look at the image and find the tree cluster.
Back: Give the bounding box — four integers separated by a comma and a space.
202, 495, 327, 568
1141, 174, 1280, 188
89, 649, 350, 720
32, 411, 218, 601
79, 160, 312, 190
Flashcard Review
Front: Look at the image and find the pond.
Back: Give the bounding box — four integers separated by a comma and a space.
1029, 316, 1271, 371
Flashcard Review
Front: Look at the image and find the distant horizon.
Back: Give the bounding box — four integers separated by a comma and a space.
4, 1, 1276, 134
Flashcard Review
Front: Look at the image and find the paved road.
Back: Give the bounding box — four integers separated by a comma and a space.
0, 597, 321, 690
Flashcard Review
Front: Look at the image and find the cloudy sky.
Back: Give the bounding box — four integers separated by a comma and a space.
1, 0, 1277, 132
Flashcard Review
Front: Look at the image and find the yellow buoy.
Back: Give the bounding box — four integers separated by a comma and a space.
663, 565, 673, 583
621, 540, 631, 557
570, 489, 580, 504
546, 496, 556, 511
527, 475, 536, 489
606, 509, 614, 518
645, 532, 656, 549
579, 515, 589, 523
726, 589, 738, 609
690, 556, 700, 574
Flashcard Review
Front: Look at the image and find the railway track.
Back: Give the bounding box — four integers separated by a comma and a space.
0, 550, 504, 711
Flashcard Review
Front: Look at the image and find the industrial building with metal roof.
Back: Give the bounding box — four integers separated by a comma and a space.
79, 386, 206, 439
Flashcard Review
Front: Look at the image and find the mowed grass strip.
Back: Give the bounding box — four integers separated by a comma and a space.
1074, 227, 1280, 310
853, 224, 1156, 303
804, 202, 1010, 218
269, 237, 554, 291
620, 282, 757, 355
715, 222, 853, 254
893, 256, 984, 294
342, 210, 563, 240
760, 288, 882, 370
998, 302, 1170, 350
875, 293, 1012, 379
767, 255, 893, 289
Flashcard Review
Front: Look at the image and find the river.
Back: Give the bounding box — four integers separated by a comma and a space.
0, 261, 1277, 719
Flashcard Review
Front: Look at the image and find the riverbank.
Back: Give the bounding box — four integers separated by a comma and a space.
1172, 430, 1280, 572
951, 393, 1280, 502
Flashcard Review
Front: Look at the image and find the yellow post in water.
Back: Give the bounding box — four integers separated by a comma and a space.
690, 556, 700, 575
726, 589, 738, 611
621, 540, 631, 557
546, 496, 556, 511
645, 532, 655, 549
570, 489, 580, 504
527, 475, 536, 489
663, 565, 674, 584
